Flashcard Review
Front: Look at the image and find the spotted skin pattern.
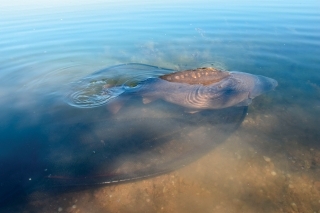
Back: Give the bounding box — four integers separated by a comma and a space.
136, 67, 278, 110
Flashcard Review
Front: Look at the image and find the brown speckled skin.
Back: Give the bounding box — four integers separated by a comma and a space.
160, 67, 230, 86
136, 67, 277, 110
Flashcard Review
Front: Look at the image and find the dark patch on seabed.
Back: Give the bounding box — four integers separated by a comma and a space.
0, 81, 247, 211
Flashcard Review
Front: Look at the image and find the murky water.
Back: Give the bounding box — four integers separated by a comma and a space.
1, 0, 320, 212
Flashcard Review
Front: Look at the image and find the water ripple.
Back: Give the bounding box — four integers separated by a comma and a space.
68, 81, 126, 108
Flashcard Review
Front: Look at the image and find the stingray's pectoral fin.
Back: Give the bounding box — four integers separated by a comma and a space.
235, 98, 252, 107
142, 97, 157, 104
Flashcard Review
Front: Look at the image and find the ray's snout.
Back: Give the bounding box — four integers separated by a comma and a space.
262, 75, 278, 90
271, 78, 278, 89
249, 75, 278, 99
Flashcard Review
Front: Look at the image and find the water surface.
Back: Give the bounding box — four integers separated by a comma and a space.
0, 0, 320, 212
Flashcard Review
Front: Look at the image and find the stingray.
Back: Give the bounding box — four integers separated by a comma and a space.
0, 63, 277, 206
42, 63, 277, 186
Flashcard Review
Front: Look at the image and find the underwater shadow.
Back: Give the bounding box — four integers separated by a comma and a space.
0, 95, 247, 209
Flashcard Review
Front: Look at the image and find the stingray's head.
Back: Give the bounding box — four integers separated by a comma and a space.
249, 75, 278, 99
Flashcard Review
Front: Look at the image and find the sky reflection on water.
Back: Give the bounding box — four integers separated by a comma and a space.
0, 0, 320, 212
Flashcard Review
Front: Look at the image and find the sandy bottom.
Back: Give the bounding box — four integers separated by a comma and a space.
9, 101, 320, 213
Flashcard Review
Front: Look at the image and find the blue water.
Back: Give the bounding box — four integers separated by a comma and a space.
1, 0, 320, 212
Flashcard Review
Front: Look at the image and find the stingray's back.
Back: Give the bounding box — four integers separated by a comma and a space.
160, 67, 230, 86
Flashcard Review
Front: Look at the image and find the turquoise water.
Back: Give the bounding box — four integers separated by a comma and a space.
1, 0, 320, 212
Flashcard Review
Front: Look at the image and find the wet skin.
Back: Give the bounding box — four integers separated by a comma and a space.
131, 67, 278, 110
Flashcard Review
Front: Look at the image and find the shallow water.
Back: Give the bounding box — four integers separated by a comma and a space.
1, 0, 320, 212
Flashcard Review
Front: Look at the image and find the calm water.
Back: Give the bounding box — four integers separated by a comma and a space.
1, 0, 320, 212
